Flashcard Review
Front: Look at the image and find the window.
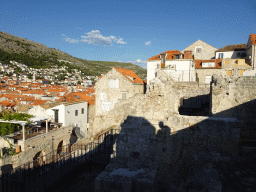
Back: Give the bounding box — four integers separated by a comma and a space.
175, 55, 179, 59
196, 48, 202, 53
81, 108, 84, 114
202, 62, 215, 68
218, 53, 224, 59
53, 110, 59, 123
108, 79, 119, 88
75, 110, 78, 116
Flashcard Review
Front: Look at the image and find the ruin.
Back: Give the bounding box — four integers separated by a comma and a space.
94, 74, 256, 191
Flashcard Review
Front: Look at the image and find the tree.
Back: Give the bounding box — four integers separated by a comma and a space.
0, 111, 33, 136
28, 74, 33, 79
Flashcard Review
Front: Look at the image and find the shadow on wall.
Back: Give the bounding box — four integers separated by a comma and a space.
97, 97, 256, 191
179, 94, 210, 116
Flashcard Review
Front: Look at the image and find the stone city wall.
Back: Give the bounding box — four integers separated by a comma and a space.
92, 77, 210, 138
211, 75, 256, 121
96, 114, 241, 192
110, 115, 241, 169
0, 125, 72, 172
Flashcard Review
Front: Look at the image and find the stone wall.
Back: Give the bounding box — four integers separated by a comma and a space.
110, 115, 241, 168
0, 125, 73, 171
211, 75, 256, 121
95, 114, 242, 191
92, 77, 210, 138
95, 68, 144, 116
196, 68, 225, 84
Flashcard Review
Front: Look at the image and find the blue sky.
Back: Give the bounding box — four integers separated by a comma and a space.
0, 0, 255, 68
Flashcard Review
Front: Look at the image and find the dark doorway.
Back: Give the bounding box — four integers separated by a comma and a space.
57, 140, 63, 154
33, 151, 44, 167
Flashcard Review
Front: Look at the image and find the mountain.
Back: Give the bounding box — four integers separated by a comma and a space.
0, 31, 147, 79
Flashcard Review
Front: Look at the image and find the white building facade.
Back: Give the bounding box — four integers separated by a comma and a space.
28, 101, 88, 137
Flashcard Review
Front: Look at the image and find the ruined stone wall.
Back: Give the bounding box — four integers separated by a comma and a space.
0, 125, 73, 171
95, 75, 246, 192
110, 115, 241, 169
211, 75, 256, 121
92, 77, 210, 138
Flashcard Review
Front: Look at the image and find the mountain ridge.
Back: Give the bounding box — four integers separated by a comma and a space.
0, 31, 147, 79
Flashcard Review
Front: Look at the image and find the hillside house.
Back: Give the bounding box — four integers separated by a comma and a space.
215, 44, 246, 59
95, 67, 144, 116
147, 50, 196, 83
181, 40, 217, 60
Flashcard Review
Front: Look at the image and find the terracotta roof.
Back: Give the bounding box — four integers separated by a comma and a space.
98, 76, 103, 79
30, 100, 48, 106
147, 50, 182, 60
64, 92, 95, 102
114, 67, 143, 84
88, 100, 95, 106
81, 87, 95, 96
0, 100, 17, 107
249, 34, 256, 45
195, 59, 222, 69
40, 102, 63, 109
216, 44, 246, 52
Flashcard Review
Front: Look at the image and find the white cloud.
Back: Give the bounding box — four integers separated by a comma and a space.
64, 38, 79, 44
81, 30, 126, 46
115, 37, 126, 44
145, 41, 151, 45
62, 34, 79, 44
128, 59, 147, 68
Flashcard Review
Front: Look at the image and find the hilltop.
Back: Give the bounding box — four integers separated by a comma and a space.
0, 31, 147, 79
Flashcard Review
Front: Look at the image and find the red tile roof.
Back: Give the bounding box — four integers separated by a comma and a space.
30, 100, 48, 106
147, 50, 182, 60
195, 59, 222, 69
249, 34, 256, 45
216, 44, 246, 52
114, 67, 143, 84
62, 92, 95, 105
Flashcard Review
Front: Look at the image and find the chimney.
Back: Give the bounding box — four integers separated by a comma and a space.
184, 50, 193, 59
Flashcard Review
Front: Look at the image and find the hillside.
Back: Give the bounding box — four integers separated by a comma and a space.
0, 31, 147, 79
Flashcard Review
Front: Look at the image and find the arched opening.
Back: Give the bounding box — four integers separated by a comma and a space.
57, 140, 63, 155
33, 151, 44, 167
